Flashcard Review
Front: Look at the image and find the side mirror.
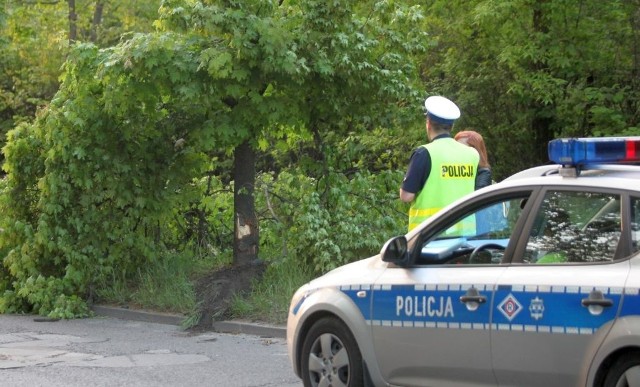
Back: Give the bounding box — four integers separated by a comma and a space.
381, 236, 410, 267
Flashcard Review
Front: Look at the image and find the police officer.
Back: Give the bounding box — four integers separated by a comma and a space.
399, 96, 479, 231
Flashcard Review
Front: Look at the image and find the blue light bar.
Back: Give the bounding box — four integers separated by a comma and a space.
548, 137, 640, 165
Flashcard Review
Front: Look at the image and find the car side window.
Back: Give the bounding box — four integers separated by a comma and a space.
632, 196, 640, 254
419, 195, 528, 265
524, 191, 621, 264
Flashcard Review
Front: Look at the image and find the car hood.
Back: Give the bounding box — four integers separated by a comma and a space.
304, 255, 387, 290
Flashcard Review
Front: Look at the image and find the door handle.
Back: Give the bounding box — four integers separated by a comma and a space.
581, 290, 613, 316
581, 298, 613, 307
460, 295, 487, 304
460, 287, 487, 311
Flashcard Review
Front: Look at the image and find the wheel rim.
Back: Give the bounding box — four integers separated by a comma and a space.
307, 332, 350, 387
616, 364, 640, 387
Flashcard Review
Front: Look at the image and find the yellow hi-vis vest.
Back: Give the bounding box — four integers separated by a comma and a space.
408, 138, 479, 231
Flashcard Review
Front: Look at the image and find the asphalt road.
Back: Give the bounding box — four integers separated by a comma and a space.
0, 313, 301, 387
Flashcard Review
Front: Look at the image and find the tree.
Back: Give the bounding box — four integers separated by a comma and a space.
0, 0, 425, 317
158, 0, 424, 265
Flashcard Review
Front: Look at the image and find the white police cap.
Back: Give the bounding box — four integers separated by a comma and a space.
424, 96, 460, 125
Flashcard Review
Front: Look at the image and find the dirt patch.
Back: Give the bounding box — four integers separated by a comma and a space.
191, 260, 266, 331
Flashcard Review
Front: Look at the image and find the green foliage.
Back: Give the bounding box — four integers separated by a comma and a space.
91, 1, 160, 46
95, 249, 210, 328
300, 171, 405, 272
235, 167, 406, 324
157, 0, 425, 142
2, 0, 639, 324
0, 32, 217, 317
122, 251, 198, 314
0, 0, 422, 318
0, 4, 66, 139
0, 1, 160, 160
172, 173, 235, 255
420, 0, 640, 179
256, 168, 405, 274
230, 258, 314, 325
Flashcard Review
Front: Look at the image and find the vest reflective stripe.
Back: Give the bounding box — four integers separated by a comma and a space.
409, 207, 440, 217
409, 138, 479, 231
408, 208, 443, 231
409, 213, 477, 234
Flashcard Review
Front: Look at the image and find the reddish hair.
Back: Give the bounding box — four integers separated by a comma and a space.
454, 130, 490, 168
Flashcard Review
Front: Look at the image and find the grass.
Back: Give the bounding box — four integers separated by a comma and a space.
97, 250, 314, 326
96, 250, 213, 315
229, 259, 314, 325
131, 261, 197, 314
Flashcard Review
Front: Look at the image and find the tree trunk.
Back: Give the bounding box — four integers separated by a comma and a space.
233, 140, 259, 266
90, 0, 104, 43
631, 1, 640, 127
531, 0, 554, 164
68, 0, 77, 43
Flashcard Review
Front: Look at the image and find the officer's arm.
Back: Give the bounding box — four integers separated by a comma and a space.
399, 188, 415, 203
400, 148, 429, 203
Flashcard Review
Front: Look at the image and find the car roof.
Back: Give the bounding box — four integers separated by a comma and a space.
499, 163, 640, 192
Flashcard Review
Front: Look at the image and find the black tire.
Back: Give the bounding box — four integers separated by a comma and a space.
300, 317, 364, 387
604, 351, 640, 387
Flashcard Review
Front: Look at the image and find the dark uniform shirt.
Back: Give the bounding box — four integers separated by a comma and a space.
401, 134, 451, 194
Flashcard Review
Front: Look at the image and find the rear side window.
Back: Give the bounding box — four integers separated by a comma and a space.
524, 191, 621, 264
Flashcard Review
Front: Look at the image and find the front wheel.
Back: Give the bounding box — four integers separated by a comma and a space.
300, 317, 364, 387
604, 351, 640, 387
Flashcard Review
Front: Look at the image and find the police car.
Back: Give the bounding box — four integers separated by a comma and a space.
287, 137, 640, 387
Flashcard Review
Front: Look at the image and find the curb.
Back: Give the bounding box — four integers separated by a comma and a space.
90, 305, 286, 339
91, 305, 184, 326
210, 320, 286, 339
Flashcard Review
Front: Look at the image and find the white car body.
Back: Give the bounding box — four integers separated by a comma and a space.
288, 149, 640, 387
